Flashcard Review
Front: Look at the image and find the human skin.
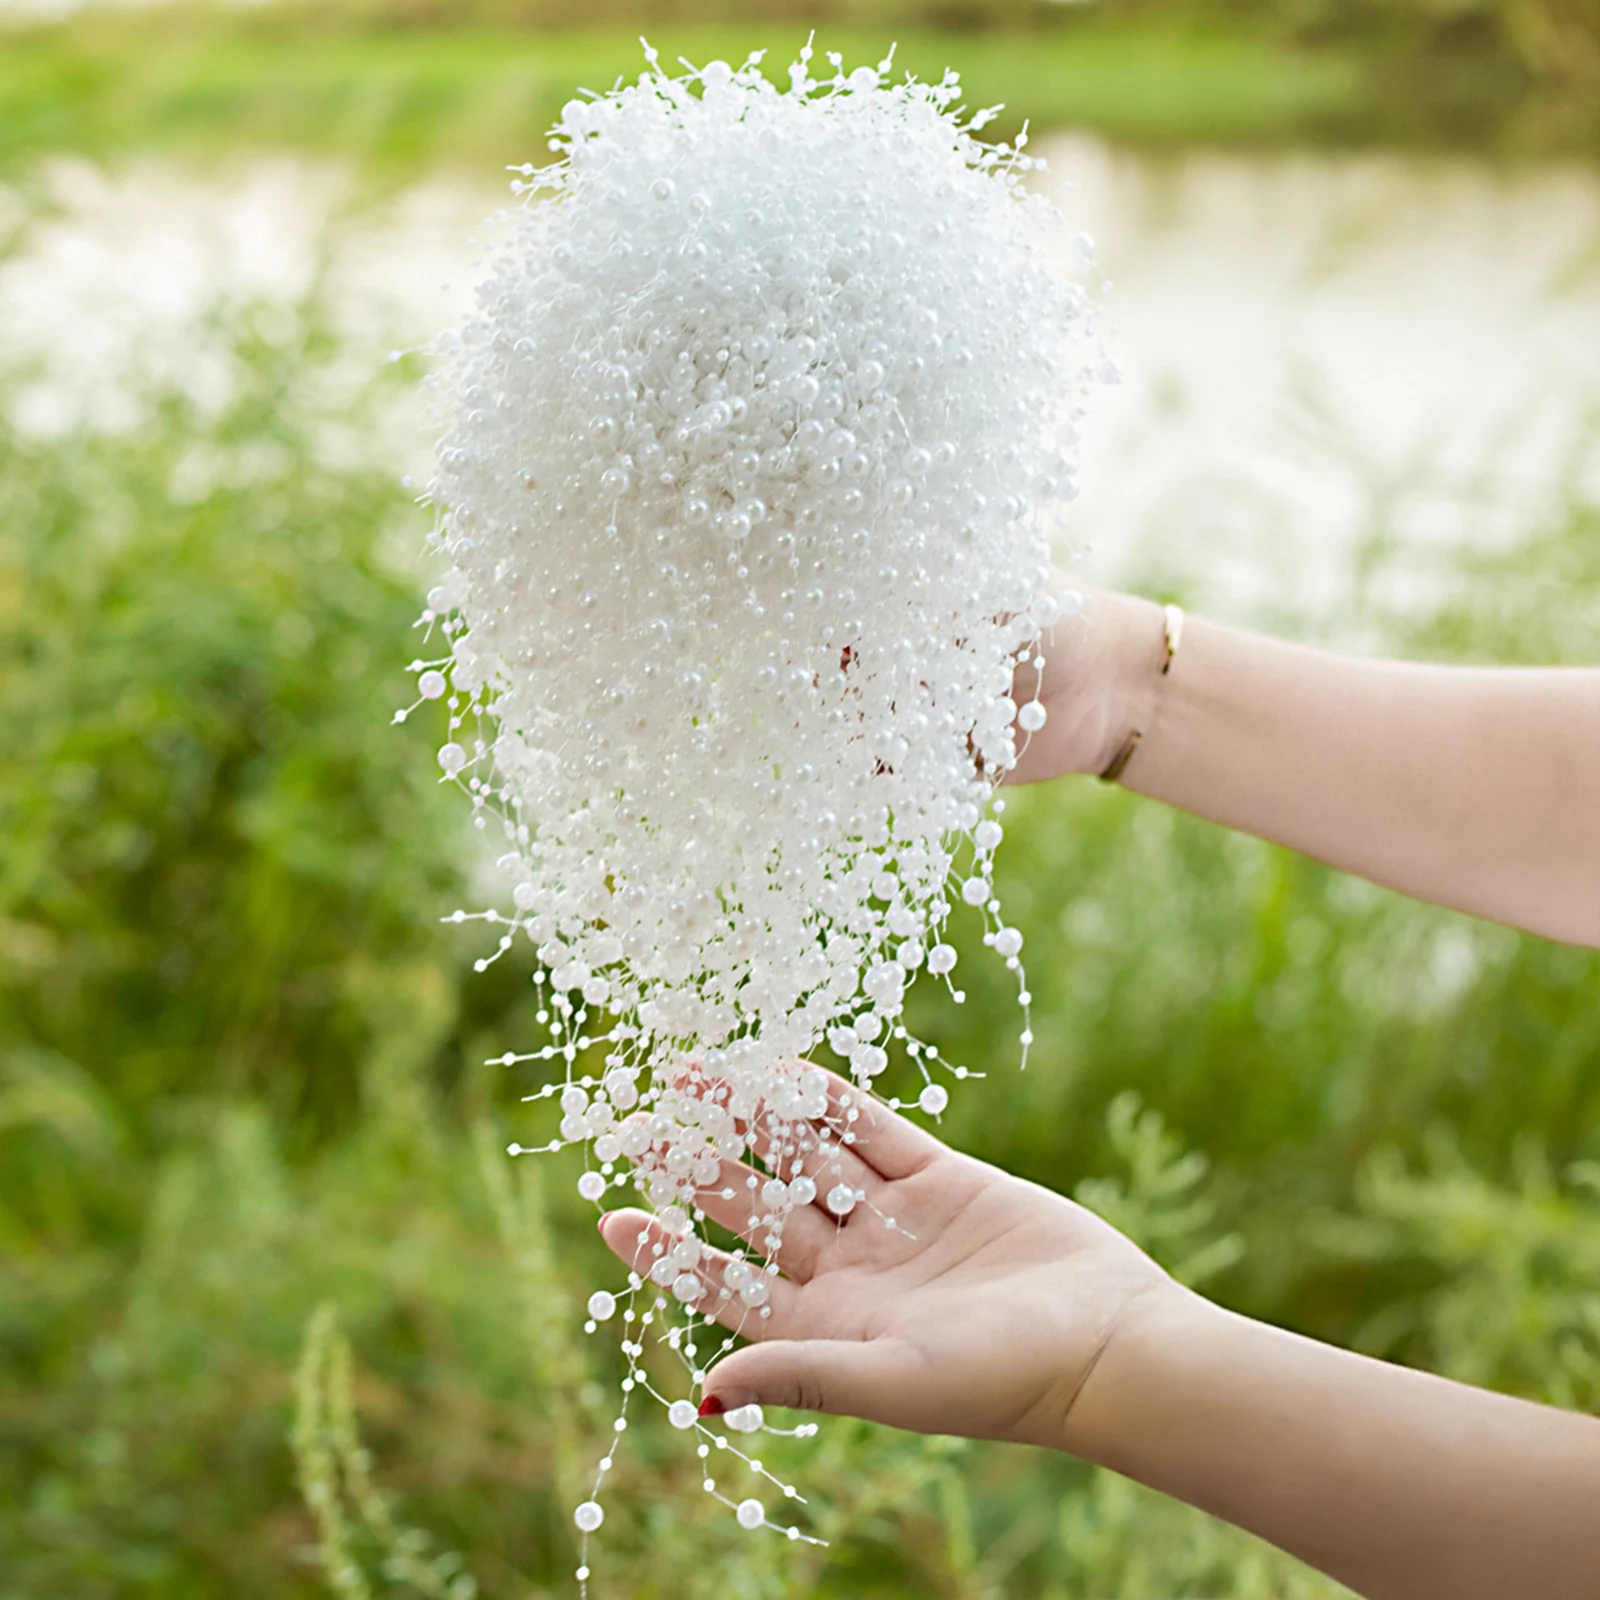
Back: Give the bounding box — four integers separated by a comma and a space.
597, 586, 1600, 1595
599, 1075, 1600, 1600
1012, 581, 1600, 948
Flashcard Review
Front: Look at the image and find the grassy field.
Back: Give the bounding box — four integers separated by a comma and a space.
2, 296, 1597, 1598
3, 2, 1592, 177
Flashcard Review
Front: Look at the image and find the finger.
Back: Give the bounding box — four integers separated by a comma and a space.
682, 1065, 887, 1216
614, 1090, 871, 1279
701, 1335, 927, 1425
808, 1066, 945, 1184
757, 1106, 884, 1219
691, 1153, 837, 1283
598, 1208, 797, 1334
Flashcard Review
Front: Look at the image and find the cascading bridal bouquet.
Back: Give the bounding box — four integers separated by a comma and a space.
401, 37, 1108, 1584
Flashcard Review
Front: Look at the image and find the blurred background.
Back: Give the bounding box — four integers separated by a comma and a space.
2, 2, 1597, 1596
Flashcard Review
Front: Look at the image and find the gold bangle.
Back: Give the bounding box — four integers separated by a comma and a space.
1159, 601, 1183, 676
1098, 602, 1184, 785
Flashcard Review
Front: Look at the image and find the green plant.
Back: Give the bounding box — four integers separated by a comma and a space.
1319, 1133, 1600, 1411
294, 1305, 478, 1600
3, 283, 1595, 1598
0, 300, 469, 1161
1074, 1090, 1246, 1291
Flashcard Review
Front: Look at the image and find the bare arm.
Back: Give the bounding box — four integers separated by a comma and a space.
1074, 1289, 1600, 1600
1014, 589, 1600, 948
602, 1073, 1600, 1599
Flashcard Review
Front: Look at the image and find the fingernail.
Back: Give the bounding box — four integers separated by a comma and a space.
596, 1213, 612, 1236
697, 1395, 726, 1418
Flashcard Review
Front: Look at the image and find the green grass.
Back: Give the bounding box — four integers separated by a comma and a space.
2, 290, 1597, 1597
0, 11, 1430, 176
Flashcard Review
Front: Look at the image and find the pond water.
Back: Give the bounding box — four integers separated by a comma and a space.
3, 136, 1597, 619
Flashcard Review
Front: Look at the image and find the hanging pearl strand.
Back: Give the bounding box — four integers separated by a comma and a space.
409, 37, 1108, 1583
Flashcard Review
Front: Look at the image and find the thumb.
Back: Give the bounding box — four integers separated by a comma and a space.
702, 1337, 919, 1425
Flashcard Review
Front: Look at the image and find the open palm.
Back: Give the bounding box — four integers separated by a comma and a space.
598, 1071, 1172, 1450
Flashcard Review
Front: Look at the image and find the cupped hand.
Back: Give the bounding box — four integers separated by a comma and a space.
597, 1070, 1177, 1453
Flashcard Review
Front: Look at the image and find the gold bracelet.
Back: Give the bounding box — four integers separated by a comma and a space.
1098, 602, 1184, 785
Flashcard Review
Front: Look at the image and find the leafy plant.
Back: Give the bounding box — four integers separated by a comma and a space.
2, 289, 1596, 1599
295, 1305, 478, 1600
1319, 1133, 1600, 1411
1074, 1091, 1246, 1291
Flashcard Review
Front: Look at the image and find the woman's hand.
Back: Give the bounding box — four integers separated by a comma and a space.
1006, 578, 1169, 785
599, 1069, 1600, 1598
597, 1069, 1176, 1450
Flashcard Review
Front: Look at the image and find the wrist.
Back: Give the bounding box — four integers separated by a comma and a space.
1058, 1280, 1220, 1467
1089, 592, 1168, 779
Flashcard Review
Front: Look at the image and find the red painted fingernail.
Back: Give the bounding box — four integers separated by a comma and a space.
697, 1396, 726, 1418
596, 1213, 612, 1236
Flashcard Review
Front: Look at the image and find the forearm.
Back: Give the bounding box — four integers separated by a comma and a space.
1067, 1290, 1600, 1600
1101, 597, 1600, 947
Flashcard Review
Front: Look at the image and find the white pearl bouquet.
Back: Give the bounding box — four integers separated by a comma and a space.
406, 38, 1104, 1568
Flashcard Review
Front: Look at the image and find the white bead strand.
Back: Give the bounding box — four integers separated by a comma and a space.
414, 39, 1106, 1568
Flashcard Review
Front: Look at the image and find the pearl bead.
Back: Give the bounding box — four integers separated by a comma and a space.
725, 1403, 764, 1433
574, 1501, 604, 1532
736, 1498, 765, 1530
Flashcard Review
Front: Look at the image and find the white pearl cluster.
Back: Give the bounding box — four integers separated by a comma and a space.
410, 40, 1104, 1570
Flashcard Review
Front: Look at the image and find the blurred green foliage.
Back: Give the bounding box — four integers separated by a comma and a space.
1, 286, 1596, 1598
1, 0, 1596, 176
0, 14, 1370, 175
0, 307, 467, 1155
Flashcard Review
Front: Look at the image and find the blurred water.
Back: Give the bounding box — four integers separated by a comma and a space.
1049, 137, 1600, 623
3, 139, 1598, 618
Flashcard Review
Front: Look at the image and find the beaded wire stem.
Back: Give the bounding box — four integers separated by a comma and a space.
398, 37, 1109, 1587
